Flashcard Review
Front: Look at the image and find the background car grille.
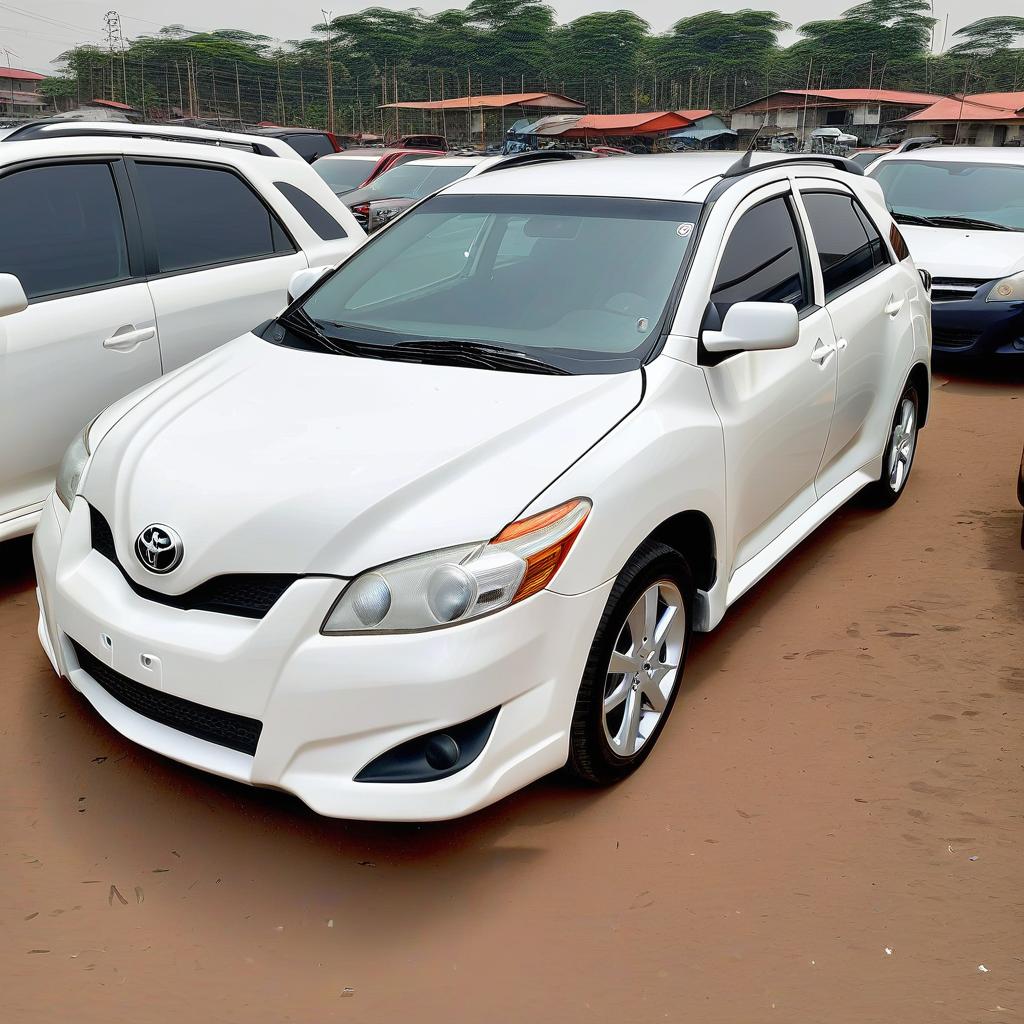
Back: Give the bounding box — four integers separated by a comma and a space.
930, 278, 986, 303
71, 639, 263, 755
89, 505, 298, 619
932, 325, 982, 350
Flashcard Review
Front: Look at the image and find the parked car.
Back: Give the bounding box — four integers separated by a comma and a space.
313, 147, 446, 197
0, 121, 363, 542
849, 147, 894, 169
349, 151, 606, 232
33, 151, 930, 821
870, 146, 1024, 358
247, 126, 342, 162
396, 134, 449, 151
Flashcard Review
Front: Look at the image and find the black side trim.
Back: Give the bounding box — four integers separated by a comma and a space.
71, 639, 262, 755
89, 505, 298, 619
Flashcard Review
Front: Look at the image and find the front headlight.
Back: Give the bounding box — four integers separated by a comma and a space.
986, 272, 1024, 302
55, 425, 92, 510
322, 498, 591, 634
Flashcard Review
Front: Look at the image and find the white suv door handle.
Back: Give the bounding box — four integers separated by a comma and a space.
836, 337, 848, 352
811, 338, 836, 365
884, 295, 905, 317
103, 325, 155, 351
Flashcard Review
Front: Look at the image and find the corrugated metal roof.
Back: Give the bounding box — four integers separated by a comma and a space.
903, 92, 1024, 122
0, 66, 45, 82
380, 92, 584, 112
735, 88, 941, 113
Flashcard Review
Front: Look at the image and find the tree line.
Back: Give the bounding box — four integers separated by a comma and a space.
40, 2, 1024, 136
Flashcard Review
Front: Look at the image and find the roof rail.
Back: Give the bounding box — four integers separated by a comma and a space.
894, 136, 940, 153
1, 120, 296, 158
722, 151, 864, 178
476, 150, 589, 174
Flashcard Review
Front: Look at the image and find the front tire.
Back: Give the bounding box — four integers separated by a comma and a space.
567, 541, 693, 785
863, 380, 920, 508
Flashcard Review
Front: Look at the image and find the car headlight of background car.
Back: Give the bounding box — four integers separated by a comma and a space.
55, 424, 93, 510
986, 272, 1024, 303
322, 498, 591, 634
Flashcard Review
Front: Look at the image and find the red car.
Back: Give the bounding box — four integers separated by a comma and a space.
313, 148, 445, 197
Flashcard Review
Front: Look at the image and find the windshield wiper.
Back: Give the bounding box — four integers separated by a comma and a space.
924, 215, 1014, 232
890, 210, 937, 227
391, 339, 570, 375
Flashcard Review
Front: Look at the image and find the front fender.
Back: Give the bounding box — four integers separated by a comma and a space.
531, 356, 726, 600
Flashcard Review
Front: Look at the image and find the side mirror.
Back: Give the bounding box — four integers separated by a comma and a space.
287, 265, 331, 303
0, 273, 28, 317
703, 301, 799, 354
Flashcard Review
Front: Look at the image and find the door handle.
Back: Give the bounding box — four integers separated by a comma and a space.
884, 295, 905, 317
811, 338, 836, 366
103, 325, 155, 351
836, 337, 848, 352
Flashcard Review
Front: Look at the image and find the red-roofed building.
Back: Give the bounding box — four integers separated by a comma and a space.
0, 66, 48, 119
730, 88, 943, 145
902, 92, 1024, 146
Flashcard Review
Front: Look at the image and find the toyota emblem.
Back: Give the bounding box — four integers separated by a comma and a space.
135, 524, 183, 574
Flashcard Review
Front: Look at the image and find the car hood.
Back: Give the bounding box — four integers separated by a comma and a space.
900, 225, 1024, 280
82, 334, 641, 590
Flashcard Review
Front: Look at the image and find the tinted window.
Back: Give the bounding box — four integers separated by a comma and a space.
284, 133, 333, 162
802, 192, 886, 300
133, 162, 291, 273
711, 196, 807, 309
275, 181, 348, 240
343, 162, 473, 207
0, 162, 130, 300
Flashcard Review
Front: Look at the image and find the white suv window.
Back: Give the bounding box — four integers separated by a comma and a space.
0, 162, 130, 300
132, 161, 293, 274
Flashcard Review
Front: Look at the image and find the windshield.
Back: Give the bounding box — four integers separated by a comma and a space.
872, 159, 1024, 230
297, 194, 700, 373
314, 157, 378, 194
345, 162, 474, 205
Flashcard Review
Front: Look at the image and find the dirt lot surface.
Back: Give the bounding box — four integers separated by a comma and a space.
1, 366, 1021, 1024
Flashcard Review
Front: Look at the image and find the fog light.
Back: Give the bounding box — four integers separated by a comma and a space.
424, 734, 460, 770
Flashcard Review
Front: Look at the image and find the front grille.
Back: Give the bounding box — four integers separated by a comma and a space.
71, 639, 263, 755
932, 325, 981, 350
89, 505, 297, 619
931, 277, 986, 303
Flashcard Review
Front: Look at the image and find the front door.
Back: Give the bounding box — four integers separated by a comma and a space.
700, 186, 839, 575
0, 160, 160, 522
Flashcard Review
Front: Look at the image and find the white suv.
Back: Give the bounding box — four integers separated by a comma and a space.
33, 152, 930, 821
0, 122, 364, 540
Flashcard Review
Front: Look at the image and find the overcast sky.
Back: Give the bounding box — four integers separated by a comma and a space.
8, 1, 992, 74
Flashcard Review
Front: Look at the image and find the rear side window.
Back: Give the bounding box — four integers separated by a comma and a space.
0, 162, 130, 300
283, 133, 334, 162
132, 162, 292, 274
802, 192, 889, 301
275, 181, 348, 240
711, 195, 808, 310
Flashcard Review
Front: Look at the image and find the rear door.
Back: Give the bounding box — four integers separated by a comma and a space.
128, 159, 307, 371
699, 183, 839, 574
794, 182, 915, 493
0, 159, 160, 522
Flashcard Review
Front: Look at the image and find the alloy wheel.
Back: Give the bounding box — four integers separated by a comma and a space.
602, 581, 686, 757
888, 397, 917, 493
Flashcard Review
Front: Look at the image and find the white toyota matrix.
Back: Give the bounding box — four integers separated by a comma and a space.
32, 152, 931, 820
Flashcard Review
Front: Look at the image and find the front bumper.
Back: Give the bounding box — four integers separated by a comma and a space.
33, 496, 612, 821
931, 289, 1024, 357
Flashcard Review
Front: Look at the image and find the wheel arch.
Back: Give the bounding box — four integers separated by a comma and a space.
908, 362, 929, 428
642, 509, 717, 592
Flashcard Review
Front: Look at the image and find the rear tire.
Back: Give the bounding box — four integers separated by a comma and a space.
567, 541, 693, 785
863, 380, 920, 508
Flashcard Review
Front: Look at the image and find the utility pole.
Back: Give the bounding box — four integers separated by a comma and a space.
277, 59, 284, 125
104, 11, 121, 102
322, 10, 334, 133
235, 61, 241, 124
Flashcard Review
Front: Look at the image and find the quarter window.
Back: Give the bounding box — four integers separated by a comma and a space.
132, 162, 292, 274
711, 196, 808, 310
274, 181, 348, 240
0, 162, 130, 300
283, 133, 334, 162
801, 191, 889, 301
